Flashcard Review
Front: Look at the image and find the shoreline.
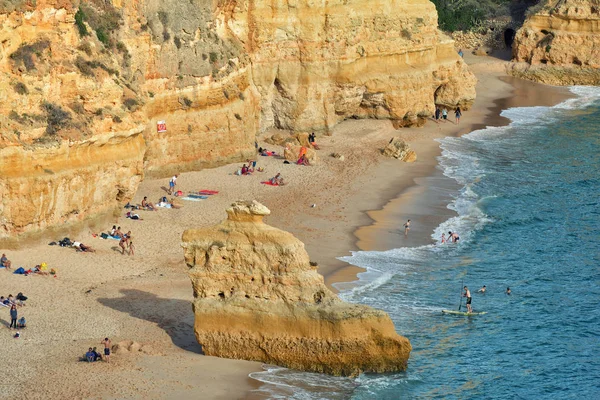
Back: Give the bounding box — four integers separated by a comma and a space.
322, 56, 574, 292
0, 53, 575, 399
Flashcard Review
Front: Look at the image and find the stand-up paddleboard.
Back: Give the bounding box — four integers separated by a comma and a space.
442, 310, 487, 316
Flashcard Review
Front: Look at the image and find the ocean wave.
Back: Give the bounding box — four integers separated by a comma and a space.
558, 86, 600, 109
249, 364, 357, 400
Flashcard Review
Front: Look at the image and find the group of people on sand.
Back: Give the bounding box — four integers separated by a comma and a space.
84, 337, 111, 363
435, 106, 462, 125
3, 295, 27, 330
1, 292, 27, 307
108, 226, 134, 255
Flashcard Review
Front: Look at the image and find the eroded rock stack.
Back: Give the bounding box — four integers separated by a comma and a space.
509, 0, 600, 85
182, 200, 411, 376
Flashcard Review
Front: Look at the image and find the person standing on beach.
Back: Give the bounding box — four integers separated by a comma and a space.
403, 220, 411, 236
168, 174, 178, 195
442, 108, 448, 121
463, 286, 472, 313
119, 235, 129, 255
455, 107, 462, 124
101, 338, 111, 363
435, 107, 441, 123
9, 305, 18, 329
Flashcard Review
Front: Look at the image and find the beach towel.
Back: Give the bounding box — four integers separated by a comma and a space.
261, 181, 279, 186
181, 196, 205, 201
198, 190, 219, 195
14, 267, 26, 275
100, 233, 109, 239
188, 194, 208, 199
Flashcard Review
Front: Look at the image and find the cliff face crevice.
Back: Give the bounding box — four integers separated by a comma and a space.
0, 0, 475, 239
510, 0, 600, 85
182, 201, 411, 376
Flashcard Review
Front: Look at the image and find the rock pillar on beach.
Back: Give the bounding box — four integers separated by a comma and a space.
182, 200, 411, 376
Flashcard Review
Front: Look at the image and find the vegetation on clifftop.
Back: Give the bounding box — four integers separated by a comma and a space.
431, 0, 542, 31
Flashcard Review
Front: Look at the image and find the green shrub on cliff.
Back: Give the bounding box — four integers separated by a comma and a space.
41, 102, 72, 135
75, 1, 122, 47
9, 40, 50, 71
431, 0, 517, 31
75, 7, 88, 36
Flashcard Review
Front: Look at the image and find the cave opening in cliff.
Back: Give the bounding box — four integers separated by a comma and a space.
504, 28, 516, 48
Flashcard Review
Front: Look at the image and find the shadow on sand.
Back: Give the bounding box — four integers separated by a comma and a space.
98, 289, 203, 354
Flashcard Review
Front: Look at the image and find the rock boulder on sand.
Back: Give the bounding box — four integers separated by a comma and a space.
283, 145, 318, 164
382, 137, 417, 162
182, 200, 411, 376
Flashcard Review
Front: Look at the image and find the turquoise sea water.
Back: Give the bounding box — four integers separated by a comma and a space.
249, 87, 600, 399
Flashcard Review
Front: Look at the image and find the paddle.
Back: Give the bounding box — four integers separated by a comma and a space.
458, 279, 464, 311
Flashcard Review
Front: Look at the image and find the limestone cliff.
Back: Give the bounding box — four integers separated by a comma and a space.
221, 0, 476, 131
182, 201, 411, 376
1, 0, 475, 239
509, 0, 600, 85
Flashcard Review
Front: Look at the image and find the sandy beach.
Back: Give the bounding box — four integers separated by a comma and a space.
0, 52, 573, 399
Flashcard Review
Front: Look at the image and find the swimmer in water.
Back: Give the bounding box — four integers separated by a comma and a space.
478, 285, 486, 293
506, 287, 511, 295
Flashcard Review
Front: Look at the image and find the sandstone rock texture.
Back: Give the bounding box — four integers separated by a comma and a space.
182, 201, 411, 376
0, 0, 475, 239
510, 0, 600, 85
382, 137, 417, 162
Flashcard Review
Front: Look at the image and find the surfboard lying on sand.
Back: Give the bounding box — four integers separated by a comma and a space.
442, 310, 487, 316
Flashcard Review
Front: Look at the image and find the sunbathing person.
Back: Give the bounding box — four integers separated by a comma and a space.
85, 348, 95, 363
16, 292, 27, 306
270, 173, 286, 186
1, 253, 12, 270
126, 212, 142, 220
141, 196, 156, 211
297, 154, 310, 166
73, 242, 96, 253
241, 164, 250, 175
